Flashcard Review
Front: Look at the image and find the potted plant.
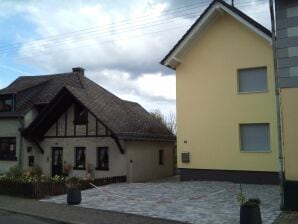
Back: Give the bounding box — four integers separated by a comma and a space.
66, 177, 81, 205
63, 162, 72, 177
86, 163, 94, 180
237, 184, 262, 224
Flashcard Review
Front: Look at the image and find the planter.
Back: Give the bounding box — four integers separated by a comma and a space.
240, 199, 262, 224
67, 187, 81, 205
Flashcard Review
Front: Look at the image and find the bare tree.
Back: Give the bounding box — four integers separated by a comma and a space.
151, 109, 176, 135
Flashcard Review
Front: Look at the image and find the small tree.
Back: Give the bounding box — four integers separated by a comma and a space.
151, 109, 176, 135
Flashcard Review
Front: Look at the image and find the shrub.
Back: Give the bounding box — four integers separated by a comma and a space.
6, 166, 22, 178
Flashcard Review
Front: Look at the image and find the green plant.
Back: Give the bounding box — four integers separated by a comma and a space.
237, 184, 246, 205
29, 166, 42, 176
6, 166, 22, 178
66, 177, 81, 188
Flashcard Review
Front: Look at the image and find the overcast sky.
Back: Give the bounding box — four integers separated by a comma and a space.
0, 0, 269, 116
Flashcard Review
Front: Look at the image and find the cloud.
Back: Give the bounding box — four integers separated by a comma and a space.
87, 69, 176, 115
0, 0, 270, 116
16, 0, 192, 76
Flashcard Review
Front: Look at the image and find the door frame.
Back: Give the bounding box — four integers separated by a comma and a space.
51, 147, 63, 176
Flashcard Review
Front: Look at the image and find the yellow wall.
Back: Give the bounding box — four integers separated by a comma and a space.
176, 13, 279, 171
281, 88, 298, 181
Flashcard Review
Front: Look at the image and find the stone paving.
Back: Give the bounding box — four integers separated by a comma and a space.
42, 179, 281, 224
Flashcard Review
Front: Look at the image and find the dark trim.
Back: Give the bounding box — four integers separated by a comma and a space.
33, 140, 44, 154
95, 120, 98, 136
112, 135, 124, 154
160, 0, 272, 67
86, 122, 88, 136
179, 168, 279, 185
43, 135, 111, 138
55, 121, 58, 137
284, 180, 298, 211
64, 108, 67, 137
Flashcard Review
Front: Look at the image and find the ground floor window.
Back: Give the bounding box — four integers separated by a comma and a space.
0, 137, 16, 161
240, 123, 270, 152
28, 156, 34, 167
74, 147, 86, 169
159, 149, 164, 165
97, 147, 109, 170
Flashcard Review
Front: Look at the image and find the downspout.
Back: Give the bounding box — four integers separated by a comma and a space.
18, 117, 24, 169
269, 0, 284, 210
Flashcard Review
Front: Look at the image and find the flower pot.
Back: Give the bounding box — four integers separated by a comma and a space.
240, 203, 262, 224
67, 187, 81, 205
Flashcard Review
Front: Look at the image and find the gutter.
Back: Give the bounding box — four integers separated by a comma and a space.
270, 0, 285, 210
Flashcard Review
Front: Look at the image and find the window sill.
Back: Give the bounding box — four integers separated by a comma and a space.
0, 158, 17, 161
73, 167, 86, 170
240, 150, 271, 153
95, 168, 109, 171
238, 90, 268, 94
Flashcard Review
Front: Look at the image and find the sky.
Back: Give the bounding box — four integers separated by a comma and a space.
0, 0, 270, 117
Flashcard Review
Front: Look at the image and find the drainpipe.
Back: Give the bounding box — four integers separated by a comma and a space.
18, 117, 24, 169
269, 0, 284, 210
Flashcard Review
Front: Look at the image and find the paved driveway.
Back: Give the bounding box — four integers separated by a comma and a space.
43, 178, 281, 224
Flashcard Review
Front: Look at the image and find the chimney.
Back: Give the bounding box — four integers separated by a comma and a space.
72, 67, 85, 76
231, 0, 234, 7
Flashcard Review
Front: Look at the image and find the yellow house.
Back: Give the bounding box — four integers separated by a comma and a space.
161, 0, 279, 184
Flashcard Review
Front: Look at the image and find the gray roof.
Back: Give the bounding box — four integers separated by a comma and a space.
0, 70, 175, 141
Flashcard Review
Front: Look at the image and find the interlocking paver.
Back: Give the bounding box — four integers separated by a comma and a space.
42, 179, 281, 224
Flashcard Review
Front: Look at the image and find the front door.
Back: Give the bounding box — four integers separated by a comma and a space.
52, 147, 63, 176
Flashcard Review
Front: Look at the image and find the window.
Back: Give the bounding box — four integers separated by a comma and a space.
159, 149, 164, 165
238, 67, 268, 93
0, 95, 14, 112
74, 103, 88, 124
240, 124, 270, 152
97, 147, 109, 170
28, 156, 34, 167
74, 147, 86, 169
0, 137, 16, 160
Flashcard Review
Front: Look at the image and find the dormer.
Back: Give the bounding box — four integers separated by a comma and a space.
0, 94, 15, 112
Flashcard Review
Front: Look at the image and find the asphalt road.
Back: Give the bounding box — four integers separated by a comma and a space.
0, 210, 60, 224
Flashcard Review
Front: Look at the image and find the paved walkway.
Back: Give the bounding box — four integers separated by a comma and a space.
274, 211, 298, 224
43, 180, 281, 224
0, 195, 185, 224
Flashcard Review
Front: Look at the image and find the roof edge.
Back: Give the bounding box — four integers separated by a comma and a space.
160, 0, 272, 69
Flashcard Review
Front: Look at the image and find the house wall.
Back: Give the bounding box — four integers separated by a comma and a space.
23, 137, 127, 178
22, 103, 126, 178
0, 118, 21, 173
175, 13, 279, 181
126, 141, 174, 182
281, 88, 298, 181
276, 0, 298, 210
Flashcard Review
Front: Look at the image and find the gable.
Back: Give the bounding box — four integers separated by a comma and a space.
45, 103, 109, 138
161, 0, 272, 69
178, 13, 272, 68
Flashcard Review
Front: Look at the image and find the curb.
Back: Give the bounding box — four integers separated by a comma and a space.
0, 206, 82, 224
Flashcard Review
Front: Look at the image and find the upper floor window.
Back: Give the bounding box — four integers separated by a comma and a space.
74, 103, 88, 125
0, 95, 14, 112
0, 137, 16, 161
238, 67, 268, 93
